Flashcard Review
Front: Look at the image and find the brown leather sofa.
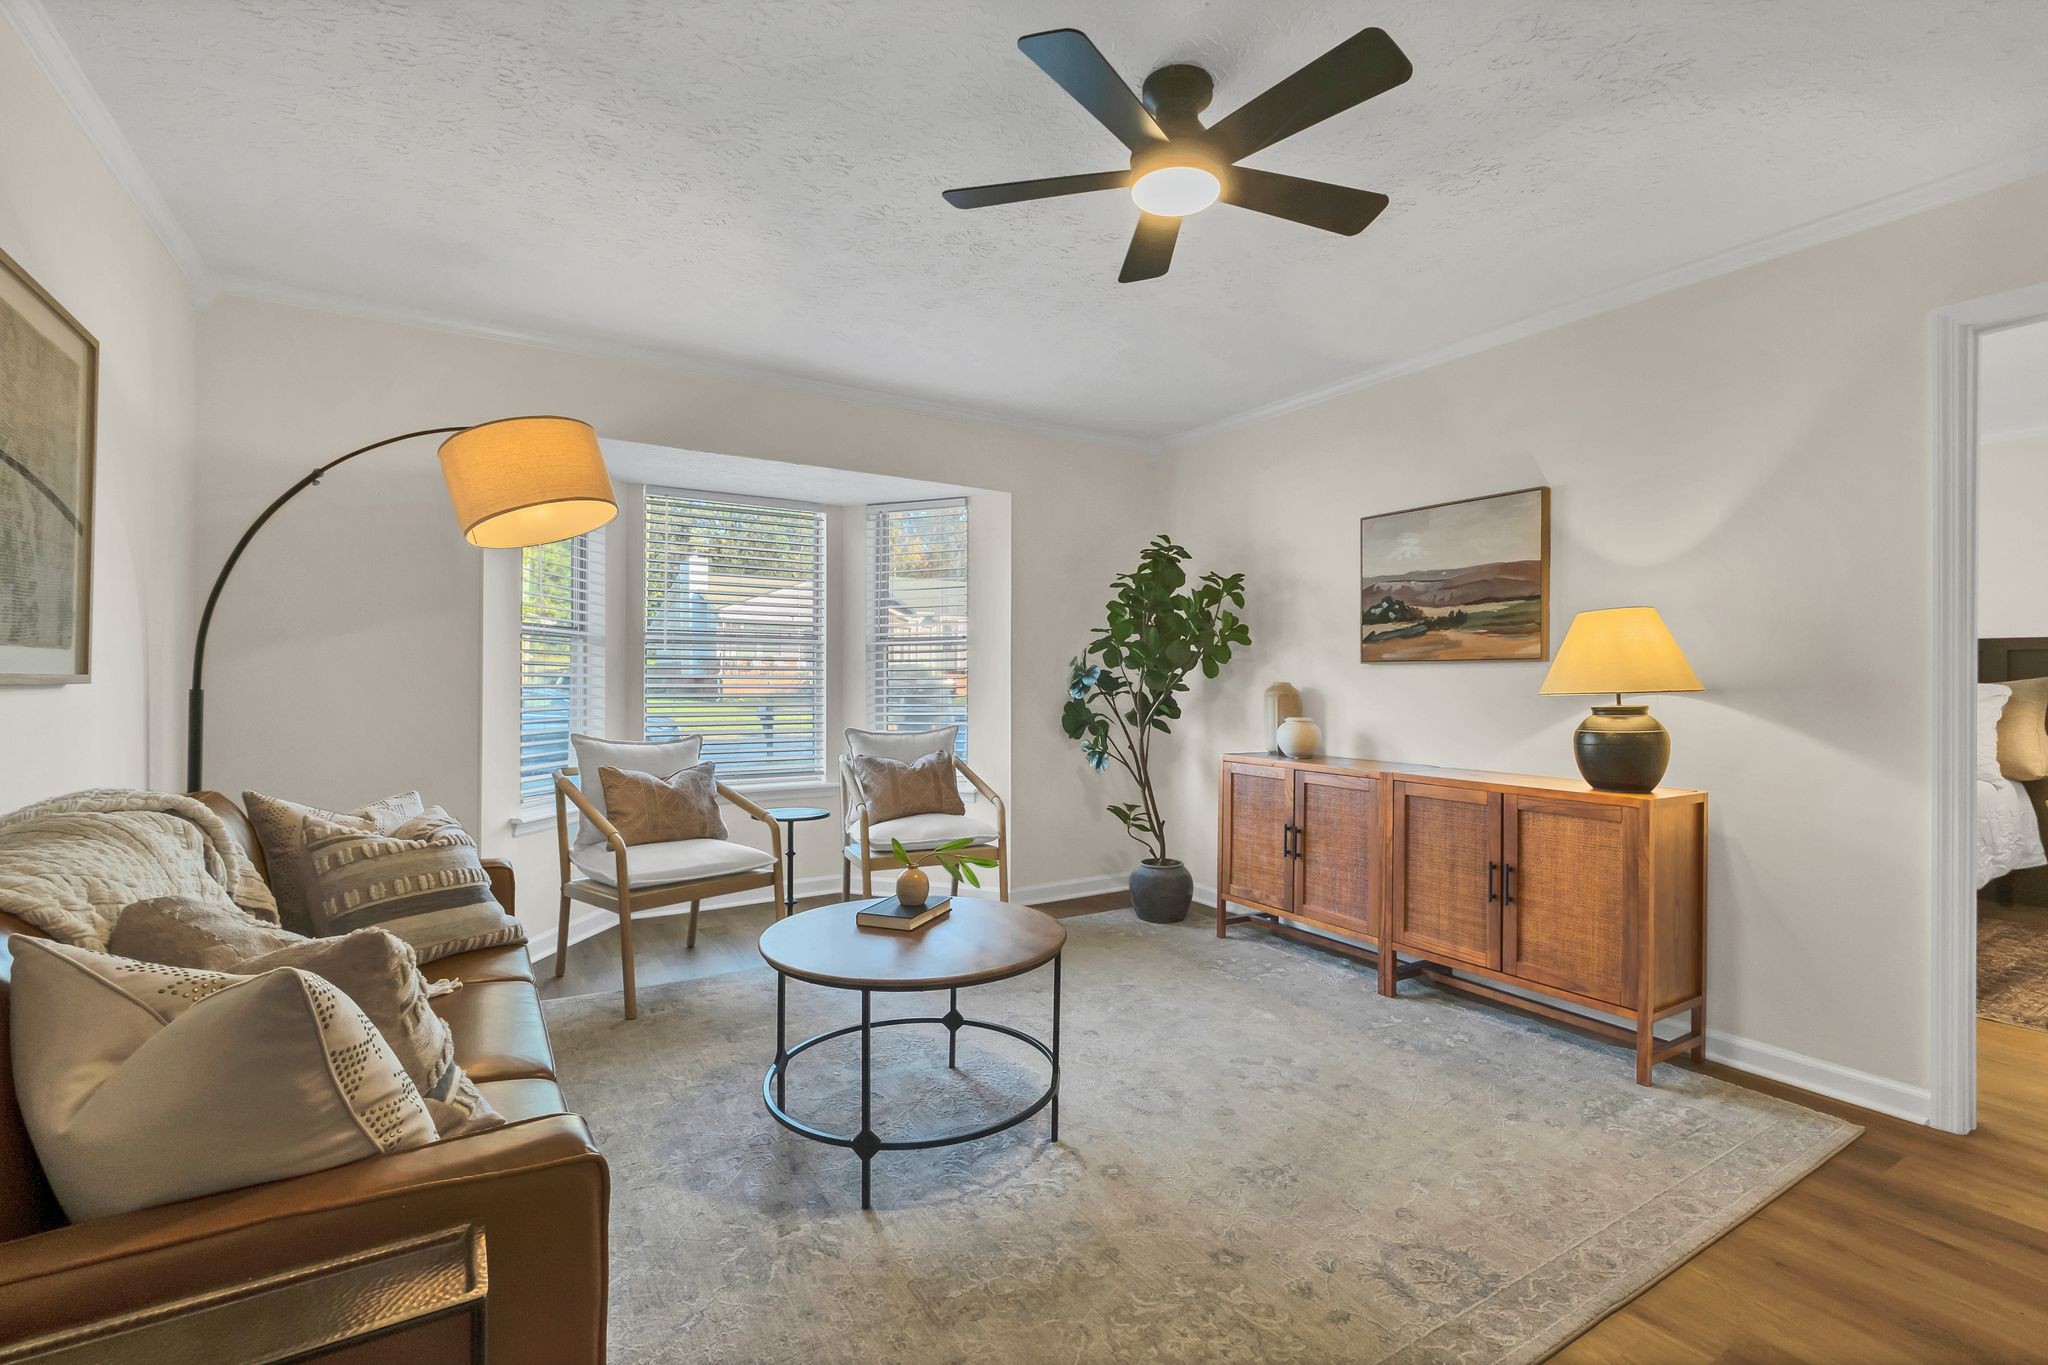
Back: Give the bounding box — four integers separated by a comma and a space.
0, 793, 608, 1362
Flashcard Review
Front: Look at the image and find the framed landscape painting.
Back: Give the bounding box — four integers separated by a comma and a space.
1360, 486, 1549, 662
0, 245, 96, 684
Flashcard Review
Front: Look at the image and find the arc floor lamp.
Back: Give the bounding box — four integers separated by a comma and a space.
187, 415, 617, 792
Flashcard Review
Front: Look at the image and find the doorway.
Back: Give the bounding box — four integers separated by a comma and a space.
1931, 282, 2048, 1134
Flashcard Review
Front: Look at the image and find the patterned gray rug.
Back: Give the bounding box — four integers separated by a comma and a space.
544, 914, 1856, 1364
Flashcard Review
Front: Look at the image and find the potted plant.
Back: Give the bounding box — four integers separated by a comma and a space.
1062, 535, 1250, 922
889, 837, 999, 907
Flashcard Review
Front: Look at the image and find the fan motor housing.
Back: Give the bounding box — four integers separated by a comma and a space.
1140, 63, 1215, 133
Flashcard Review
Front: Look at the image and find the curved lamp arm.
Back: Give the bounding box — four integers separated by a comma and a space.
186, 427, 466, 791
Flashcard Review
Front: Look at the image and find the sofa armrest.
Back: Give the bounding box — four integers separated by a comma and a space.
480, 857, 515, 916
0, 1117, 607, 1365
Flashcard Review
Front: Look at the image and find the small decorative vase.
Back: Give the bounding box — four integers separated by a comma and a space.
1276, 716, 1322, 759
1263, 682, 1302, 753
1130, 859, 1194, 923
895, 866, 929, 907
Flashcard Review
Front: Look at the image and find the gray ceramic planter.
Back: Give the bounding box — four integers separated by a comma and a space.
1130, 858, 1194, 923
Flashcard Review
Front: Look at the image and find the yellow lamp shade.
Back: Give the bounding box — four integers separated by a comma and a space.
1540, 607, 1703, 697
438, 415, 617, 548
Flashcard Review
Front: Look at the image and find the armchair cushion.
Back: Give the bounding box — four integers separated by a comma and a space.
568, 733, 701, 848
852, 813, 998, 853
569, 837, 771, 888
844, 725, 957, 764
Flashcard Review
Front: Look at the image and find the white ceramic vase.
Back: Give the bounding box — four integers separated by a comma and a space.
1276, 716, 1322, 759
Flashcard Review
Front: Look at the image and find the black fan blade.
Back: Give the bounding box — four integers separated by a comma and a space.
1222, 167, 1389, 235
1208, 27, 1412, 162
944, 170, 1132, 210
1018, 29, 1165, 152
1119, 212, 1180, 283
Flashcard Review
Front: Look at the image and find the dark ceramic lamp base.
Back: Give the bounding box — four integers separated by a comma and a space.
1572, 704, 1670, 793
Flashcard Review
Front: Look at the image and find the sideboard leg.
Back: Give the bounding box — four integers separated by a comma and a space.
1215, 893, 1227, 938
1634, 1012, 1657, 1086
1690, 998, 1708, 1063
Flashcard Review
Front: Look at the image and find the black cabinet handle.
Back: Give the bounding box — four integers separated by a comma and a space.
1487, 860, 1499, 903
1281, 823, 1294, 859
1503, 863, 1516, 906
1292, 824, 1303, 859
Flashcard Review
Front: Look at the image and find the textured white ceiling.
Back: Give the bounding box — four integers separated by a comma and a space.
38, 0, 2048, 443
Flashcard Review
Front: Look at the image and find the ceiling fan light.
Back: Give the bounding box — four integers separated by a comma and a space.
1131, 164, 1222, 217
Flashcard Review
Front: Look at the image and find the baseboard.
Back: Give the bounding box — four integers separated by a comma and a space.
1701, 1031, 1931, 1124
529, 870, 1131, 962
1203, 883, 1932, 1125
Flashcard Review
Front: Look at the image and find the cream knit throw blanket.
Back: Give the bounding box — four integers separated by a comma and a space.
0, 789, 278, 950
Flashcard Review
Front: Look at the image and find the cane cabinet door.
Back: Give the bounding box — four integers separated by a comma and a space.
1389, 781, 1502, 968
1221, 762, 1293, 911
1501, 795, 1638, 1005
1293, 771, 1378, 937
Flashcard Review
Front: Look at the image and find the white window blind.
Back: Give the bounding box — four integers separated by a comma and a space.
520, 531, 606, 812
644, 489, 826, 783
868, 500, 968, 757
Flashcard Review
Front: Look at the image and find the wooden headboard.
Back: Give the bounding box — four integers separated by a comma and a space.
1980, 636, 2048, 684
1980, 637, 2048, 906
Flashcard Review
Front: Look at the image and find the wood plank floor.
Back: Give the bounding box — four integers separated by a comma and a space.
537, 894, 2048, 1362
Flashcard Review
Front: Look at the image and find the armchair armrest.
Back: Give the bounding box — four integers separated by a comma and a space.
839, 755, 870, 852
717, 783, 785, 906
0, 1117, 608, 1364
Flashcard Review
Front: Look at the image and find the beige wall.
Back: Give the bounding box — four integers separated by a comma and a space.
194, 295, 1152, 938
0, 22, 197, 809
1160, 174, 2048, 1106
1979, 433, 2048, 639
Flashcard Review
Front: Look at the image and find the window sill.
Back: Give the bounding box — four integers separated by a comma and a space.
509, 810, 558, 836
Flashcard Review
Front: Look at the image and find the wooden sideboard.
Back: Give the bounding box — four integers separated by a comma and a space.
1216, 752, 1708, 1084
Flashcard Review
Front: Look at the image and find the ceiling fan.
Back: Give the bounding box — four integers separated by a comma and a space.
944, 26, 1412, 282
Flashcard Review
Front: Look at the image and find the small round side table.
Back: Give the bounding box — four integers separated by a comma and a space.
763, 806, 831, 918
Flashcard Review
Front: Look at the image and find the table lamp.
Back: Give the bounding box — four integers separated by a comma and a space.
187, 415, 616, 790
1539, 606, 1702, 792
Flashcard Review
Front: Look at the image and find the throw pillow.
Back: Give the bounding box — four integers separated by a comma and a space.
246, 794, 496, 936
1997, 677, 2048, 782
844, 725, 958, 764
848, 751, 966, 826
8, 937, 434, 1221
243, 789, 426, 933
598, 763, 728, 845
109, 898, 503, 1139
569, 733, 702, 848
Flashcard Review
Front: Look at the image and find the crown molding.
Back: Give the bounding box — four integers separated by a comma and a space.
1164, 143, 2048, 451
213, 274, 1159, 457
1, 0, 216, 302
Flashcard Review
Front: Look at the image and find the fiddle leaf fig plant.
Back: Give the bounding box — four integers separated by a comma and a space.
1062, 535, 1250, 864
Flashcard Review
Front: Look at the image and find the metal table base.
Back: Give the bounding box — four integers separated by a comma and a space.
762, 954, 1062, 1210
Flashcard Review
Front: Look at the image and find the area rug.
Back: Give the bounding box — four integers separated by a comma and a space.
544, 915, 1857, 1364
1978, 903, 2048, 1030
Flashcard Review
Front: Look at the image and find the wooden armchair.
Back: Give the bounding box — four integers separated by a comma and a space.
839, 731, 1007, 901
553, 766, 782, 1020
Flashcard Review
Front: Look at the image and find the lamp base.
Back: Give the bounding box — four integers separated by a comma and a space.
1572, 705, 1670, 793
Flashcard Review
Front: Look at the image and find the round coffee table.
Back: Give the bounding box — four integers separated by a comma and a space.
757, 899, 1066, 1210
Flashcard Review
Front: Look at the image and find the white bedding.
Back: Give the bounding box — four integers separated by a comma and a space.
1976, 773, 2047, 888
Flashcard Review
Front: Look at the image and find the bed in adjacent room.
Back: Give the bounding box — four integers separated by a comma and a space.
1976, 638, 2048, 896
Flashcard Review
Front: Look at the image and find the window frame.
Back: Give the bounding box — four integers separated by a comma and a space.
641, 485, 830, 789
866, 497, 969, 760
518, 529, 606, 818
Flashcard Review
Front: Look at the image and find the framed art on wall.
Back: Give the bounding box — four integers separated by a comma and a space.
1360, 486, 1549, 662
0, 244, 97, 685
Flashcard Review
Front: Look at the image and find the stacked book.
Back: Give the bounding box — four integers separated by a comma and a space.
856, 895, 952, 932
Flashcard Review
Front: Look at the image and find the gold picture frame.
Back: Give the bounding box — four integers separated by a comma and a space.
0, 243, 98, 685
1360, 486, 1550, 662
